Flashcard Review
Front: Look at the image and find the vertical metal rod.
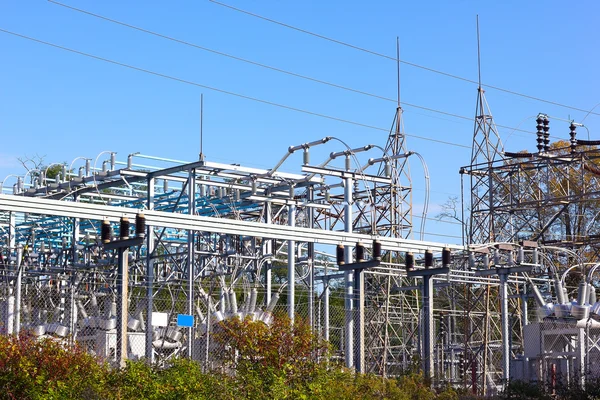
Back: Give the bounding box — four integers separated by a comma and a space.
344, 173, 354, 368
6, 213, 15, 335
117, 247, 129, 368
187, 170, 196, 358
8, 212, 15, 250
578, 327, 586, 389
382, 274, 391, 378
308, 250, 314, 328
199, 94, 204, 161
14, 246, 23, 334
422, 274, 434, 380
521, 283, 528, 327
145, 178, 155, 362
264, 202, 272, 304
354, 269, 365, 373
324, 278, 330, 341
6, 292, 14, 335
220, 286, 226, 314
308, 186, 314, 330
204, 280, 211, 371
499, 272, 509, 386
288, 202, 296, 323
70, 206, 80, 341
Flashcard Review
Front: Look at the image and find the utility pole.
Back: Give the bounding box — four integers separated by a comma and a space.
473, 242, 536, 387
405, 248, 451, 382
337, 240, 382, 373
102, 215, 145, 368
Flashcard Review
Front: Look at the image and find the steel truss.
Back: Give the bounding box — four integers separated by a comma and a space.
462, 108, 600, 393
0, 139, 570, 394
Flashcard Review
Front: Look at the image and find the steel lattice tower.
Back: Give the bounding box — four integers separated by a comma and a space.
360, 98, 417, 376
468, 85, 504, 244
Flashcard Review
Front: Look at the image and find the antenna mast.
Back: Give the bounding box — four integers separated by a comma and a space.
360, 37, 414, 377
397, 37, 401, 111
468, 15, 504, 244
199, 94, 205, 161
476, 15, 482, 91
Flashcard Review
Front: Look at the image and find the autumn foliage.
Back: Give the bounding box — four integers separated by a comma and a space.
0, 317, 461, 399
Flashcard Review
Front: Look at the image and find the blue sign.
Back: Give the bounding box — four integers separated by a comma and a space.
177, 314, 195, 327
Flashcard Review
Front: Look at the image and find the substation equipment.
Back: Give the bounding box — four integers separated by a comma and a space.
0, 95, 598, 395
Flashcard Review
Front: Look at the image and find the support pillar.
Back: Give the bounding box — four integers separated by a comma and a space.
422, 274, 434, 380
117, 247, 129, 368
105, 234, 143, 367
344, 174, 354, 368
14, 246, 23, 335
187, 170, 196, 358
354, 268, 365, 373
288, 201, 296, 323
407, 265, 450, 382
578, 327, 586, 389
308, 187, 315, 330
145, 178, 155, 362
324, 278, 330, 341
499, 272, 510, 385
474, 261, 533, 389
264, 202, 272, 304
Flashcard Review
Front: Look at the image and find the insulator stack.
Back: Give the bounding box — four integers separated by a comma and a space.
536, 116, 544, 152
101, 219, 112, 244
570, 123, 577, 152
135, 213, 146, 238
336, 244, 345, 265
424, 250, 433, 268
468, 252, 475, 270
543, 117, 550, 151
405, 252, 414, 272
119, 217, 130, 240
442, 248, 451, 267
356, 242, 365, 262
372, 240, 382, 260
384, 162, 392, 178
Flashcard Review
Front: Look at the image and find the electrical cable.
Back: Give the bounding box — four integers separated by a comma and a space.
209, 0, 600, 118
48, 0, 553, 139
410, 152, 430, 241
0, 28, 471, 150
582, 102, 600, 123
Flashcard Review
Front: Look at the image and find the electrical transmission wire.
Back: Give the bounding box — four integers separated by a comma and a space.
47, 0, 547, 138
0, 28, 471, 149
209, 0, 600, 119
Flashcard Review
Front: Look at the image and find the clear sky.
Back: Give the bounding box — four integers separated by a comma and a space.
0, 0, 598, 244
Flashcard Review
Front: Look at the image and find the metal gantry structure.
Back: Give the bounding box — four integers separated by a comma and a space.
461, 82, 600, 393
1, 105, 599, 395
0, 142, 442, 372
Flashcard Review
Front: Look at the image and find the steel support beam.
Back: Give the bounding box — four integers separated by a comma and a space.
0, 194, 463, 252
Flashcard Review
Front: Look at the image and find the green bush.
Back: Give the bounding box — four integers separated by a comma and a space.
216, 313, 330, 398
495, 380, 552, 400
0, 323, 507, 400
0, 332, 108, 399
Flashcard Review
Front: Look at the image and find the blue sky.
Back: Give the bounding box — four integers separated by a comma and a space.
0, 0, 598, 243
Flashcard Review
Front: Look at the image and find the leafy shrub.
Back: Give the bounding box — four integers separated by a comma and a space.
495, 380, 552, 400
216, 313, 330, 398
0, 332, 108, 399
0, 322, 507, 400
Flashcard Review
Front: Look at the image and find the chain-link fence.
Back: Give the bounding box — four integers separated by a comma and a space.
11, 245, 599, 396
518, 319, 592, 390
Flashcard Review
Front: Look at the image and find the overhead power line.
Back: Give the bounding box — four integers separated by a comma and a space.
45, 2, 473, 123
209, 0, 600, 118
47, 1, 551, 138
0, 28, 471, 149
